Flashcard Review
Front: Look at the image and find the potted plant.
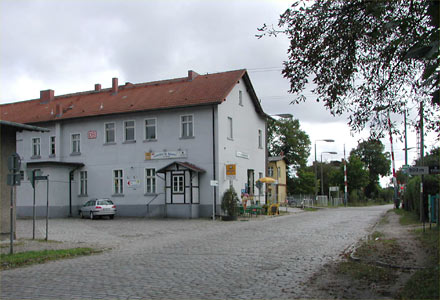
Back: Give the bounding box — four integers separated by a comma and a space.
221, 186, 239, 221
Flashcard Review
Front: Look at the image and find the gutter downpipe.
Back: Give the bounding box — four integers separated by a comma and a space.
212, 105, 217, 218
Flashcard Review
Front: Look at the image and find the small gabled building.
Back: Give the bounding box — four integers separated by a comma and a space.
0, 69, 268, 218
267, 156, 288, 204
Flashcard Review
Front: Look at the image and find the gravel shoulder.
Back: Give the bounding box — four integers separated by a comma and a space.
304, 209, 431, 299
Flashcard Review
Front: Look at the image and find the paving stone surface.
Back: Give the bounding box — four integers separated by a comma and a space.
1, 205, 391, 299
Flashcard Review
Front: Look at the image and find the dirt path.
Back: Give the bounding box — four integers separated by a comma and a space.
304, 209, 430, 299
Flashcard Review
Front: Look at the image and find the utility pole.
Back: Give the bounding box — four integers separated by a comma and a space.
419, 102, 425, 231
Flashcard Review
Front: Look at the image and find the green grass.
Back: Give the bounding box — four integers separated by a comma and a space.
394, 209, 420, 225
398, 215, 439, 299
337, 261, 396, 284
0, 248, 101, 269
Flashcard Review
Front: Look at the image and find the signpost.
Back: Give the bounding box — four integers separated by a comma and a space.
7, 153, 21, 254
407, 166, 429, 175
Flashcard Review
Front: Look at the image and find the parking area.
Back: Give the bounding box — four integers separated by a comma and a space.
2, 205, 391, 299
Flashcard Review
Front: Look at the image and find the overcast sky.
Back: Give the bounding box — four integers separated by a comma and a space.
1, 0, 436, 186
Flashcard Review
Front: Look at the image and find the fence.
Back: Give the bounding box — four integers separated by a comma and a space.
287, 195, 344, 208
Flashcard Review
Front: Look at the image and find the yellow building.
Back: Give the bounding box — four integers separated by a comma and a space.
267, 156, 287, 204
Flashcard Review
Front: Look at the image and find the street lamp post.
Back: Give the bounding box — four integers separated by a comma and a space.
320, 151, 338, 195
314, 139, 335, 196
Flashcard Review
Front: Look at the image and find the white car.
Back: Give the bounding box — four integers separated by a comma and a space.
79, 198, 116, 220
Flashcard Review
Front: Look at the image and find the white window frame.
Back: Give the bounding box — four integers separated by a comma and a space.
227, 117, 233, 140
49, 136, 56, 156
79, 171, 88, 196
180, 114, 194, 138
31, 137, 41, 157
104, 122, 115, 143
124, 120, 136, 142
239, 90, 243, 106
71, 133, 81, 154
172, 175, 184, 193
113, 169, 124, 195
268, 166, 274, 177
258, 129, 263, 149
144, 168, 156, 194
144, 118, 157, 141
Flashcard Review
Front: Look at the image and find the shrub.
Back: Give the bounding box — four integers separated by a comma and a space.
221, 187, 239, 217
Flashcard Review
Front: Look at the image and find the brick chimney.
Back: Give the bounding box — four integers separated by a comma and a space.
95, 84, 101, 92
112, 78, 118, 94
188, 70, 199, 81
40, 89, 54, 104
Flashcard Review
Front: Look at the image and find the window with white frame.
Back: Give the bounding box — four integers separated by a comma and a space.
145, 118, 156, 140
145, 168, 156, 194
79, 171, 87, 196
124, 120, 135, 142
227, 117, 233, 140
105, 122, 115, 143
50, 136, 56, 156
239, 90, 243, 106
32, 137, 41, 157
113, 169, 123, 194
277, 167, 281, 178
172, 175, 184, 193
71, 134, 80, 153
258, 129, 263, 149
181, 115, 193, 138
268, 166, 274, 177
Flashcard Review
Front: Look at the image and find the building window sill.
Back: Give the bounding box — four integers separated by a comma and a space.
227, 137, 234, 141
31, 155, 41, 159
143, 139, 157, 143
49, 154, 56, 158
123, 140, 136, 144
78, 194, 88, 198
144, 193, 158, 196
104, 142, 116, 146
179, 136, 195, 140
112, 194, 125, 197
70, 152, 81, 156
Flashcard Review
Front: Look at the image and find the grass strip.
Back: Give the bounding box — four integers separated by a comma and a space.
0, 247, 101, 270
399, 226, 439, 300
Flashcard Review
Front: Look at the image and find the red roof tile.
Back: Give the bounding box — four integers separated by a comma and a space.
0, 69, 265, 125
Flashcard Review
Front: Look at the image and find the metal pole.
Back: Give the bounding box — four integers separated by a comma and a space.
45, 177, 49, 241
32, 171, 36, 240
387, 110, 399, 209
419, 102, 425, 231
404, 110, 408, 210
314, 142, 318, 197
320, 153, 324, 195
10, 186, 14, 254
344, 144, 348, 206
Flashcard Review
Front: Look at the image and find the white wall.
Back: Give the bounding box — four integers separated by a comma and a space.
217, 79, 266, 203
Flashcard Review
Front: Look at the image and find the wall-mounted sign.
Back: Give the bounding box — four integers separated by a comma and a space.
127, 179, 141, 188
210, 180, 219, 186
226, 164, 236, 179
236, 151, 249, 159
88, 130, 97, 139
145, 150, 187, 160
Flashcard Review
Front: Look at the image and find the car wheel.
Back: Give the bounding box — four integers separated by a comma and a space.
80, 211, 84, 219
90, 212, 94, 220
109, 215, 114, 220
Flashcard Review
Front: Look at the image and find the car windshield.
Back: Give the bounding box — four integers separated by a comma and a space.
97, 200, 113, 205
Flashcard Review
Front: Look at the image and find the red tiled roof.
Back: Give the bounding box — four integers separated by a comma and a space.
0, 69, 265, 124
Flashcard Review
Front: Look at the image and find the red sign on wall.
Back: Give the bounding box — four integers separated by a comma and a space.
88, 130, 97, 139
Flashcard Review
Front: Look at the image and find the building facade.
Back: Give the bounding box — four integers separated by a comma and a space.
267, 156, 288, 204
0, 70, 267, 218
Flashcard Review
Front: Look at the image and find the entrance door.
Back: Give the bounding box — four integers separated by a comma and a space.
247, 169, 254, 196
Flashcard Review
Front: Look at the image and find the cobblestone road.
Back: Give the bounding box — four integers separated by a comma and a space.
1, 205, 391, 299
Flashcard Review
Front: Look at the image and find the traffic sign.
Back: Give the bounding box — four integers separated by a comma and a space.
429, 165, 440, 175
408, 166, 429, 175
